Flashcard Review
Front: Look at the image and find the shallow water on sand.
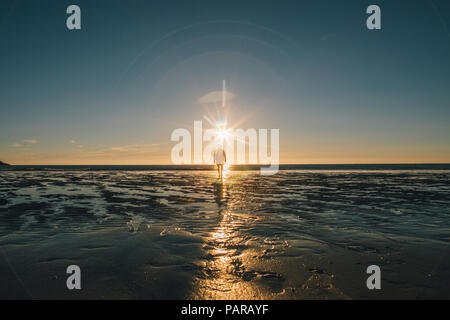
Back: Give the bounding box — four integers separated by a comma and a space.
0, 169, 449, 299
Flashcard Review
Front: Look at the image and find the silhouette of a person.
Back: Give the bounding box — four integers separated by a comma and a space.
214, 146, 226, 179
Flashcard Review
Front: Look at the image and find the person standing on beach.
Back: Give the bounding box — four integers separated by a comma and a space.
214, 146, 226, 178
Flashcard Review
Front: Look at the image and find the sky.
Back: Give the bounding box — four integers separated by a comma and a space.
0, 0, 449, 165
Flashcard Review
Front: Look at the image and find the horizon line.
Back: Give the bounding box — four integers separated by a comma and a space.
4, 163, 450, 166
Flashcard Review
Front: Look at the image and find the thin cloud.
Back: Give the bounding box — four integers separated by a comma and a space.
76, 143, 160, 158
11, 139, 38, 148
22, 139, 37, 144
108, 143, 159, 153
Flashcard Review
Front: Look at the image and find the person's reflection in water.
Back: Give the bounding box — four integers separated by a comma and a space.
213, 181, 225, 214
192, 174, 262, 299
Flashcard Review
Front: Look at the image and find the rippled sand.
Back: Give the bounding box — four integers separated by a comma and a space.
0, 169, 449, 299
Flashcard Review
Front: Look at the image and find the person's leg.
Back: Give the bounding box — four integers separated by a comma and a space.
217, 164, 220, 177
220, 164, 223, 177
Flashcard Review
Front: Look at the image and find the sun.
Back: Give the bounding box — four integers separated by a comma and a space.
217, 128, 231, 143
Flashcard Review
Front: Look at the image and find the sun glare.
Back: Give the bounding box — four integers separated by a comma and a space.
217, 128, 231, 142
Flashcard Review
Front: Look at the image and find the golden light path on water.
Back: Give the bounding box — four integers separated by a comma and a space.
189, 169, 291, 300
190, 171, 267, 299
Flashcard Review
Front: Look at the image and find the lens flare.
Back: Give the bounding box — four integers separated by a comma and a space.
215, 119, 227, 129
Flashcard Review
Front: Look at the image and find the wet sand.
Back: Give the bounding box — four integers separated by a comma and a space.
0, 169, 449, 299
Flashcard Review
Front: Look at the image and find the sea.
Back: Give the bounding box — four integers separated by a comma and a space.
0, 164, 449, 299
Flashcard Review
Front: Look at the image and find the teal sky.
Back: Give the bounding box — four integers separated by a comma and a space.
0, 0, 449, 164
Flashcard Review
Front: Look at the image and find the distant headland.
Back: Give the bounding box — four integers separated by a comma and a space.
0, 161, 11, 166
